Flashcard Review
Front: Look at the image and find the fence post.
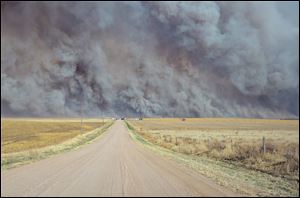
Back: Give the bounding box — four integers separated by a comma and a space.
262, 136, 266, 154
286, 163, 290, 173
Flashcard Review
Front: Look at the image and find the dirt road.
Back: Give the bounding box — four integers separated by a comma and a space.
1, 120, 237, 196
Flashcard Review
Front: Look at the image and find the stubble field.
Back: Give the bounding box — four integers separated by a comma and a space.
1, 118, 112, 169
127, 118, 299, 196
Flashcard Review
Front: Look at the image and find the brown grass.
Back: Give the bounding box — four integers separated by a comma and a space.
1, 120, 113, 170
1, 118, 107, 154
128, 118, 299, 180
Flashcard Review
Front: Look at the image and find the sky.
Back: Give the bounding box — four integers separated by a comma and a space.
1, 1, 299, 118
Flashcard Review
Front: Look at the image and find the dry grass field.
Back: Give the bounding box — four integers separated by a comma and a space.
127, 118, 299, 196
1, 118, 113, 169
1, 118, 108, 154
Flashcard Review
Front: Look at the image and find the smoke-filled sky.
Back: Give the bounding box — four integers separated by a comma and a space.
1, 1, 299, 118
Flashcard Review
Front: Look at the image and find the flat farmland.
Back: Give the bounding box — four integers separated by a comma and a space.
129, 117, 298, 131
1, 118, 112, 169
1, 118, 109, 154
127, 118, 299, 196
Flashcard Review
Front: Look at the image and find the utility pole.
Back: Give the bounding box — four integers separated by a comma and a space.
80, 97, 83, 135
1, 120, 3, 149
1, 102, 3, 157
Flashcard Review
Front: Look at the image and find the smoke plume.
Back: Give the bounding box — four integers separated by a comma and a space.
1, 2, 299, 118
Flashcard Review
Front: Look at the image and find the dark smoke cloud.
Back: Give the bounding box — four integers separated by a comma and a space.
1, 1, 299, 118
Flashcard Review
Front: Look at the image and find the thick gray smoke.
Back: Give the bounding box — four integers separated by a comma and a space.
1, 2, 299, 118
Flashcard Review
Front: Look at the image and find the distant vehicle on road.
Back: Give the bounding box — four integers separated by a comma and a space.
121, 117, 125, 120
